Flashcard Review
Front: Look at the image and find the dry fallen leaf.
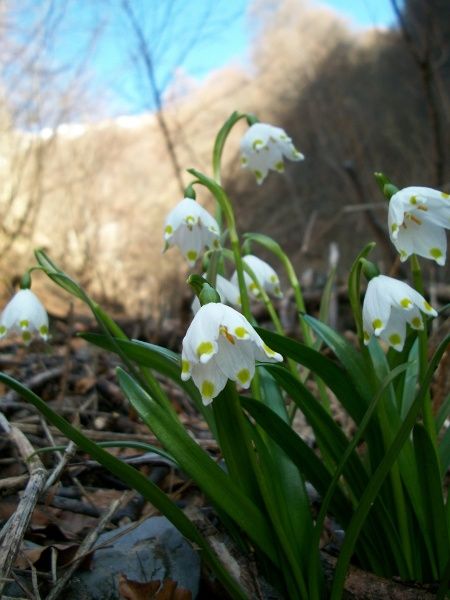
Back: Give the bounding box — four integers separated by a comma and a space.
118, 575, 192, 600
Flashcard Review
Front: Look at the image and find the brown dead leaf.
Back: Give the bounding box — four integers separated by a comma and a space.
118, 575, 192, 600
15, 542, 81, 570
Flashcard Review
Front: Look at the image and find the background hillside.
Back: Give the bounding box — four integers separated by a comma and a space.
0, 0, 448, 322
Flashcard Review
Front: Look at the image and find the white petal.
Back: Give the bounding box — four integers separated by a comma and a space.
243, 255, 283, 298
379, 307, 408, 351
190, 357, 228, 405
216, 335, 255, 389
182, 303, 223, 363
400, 219, 446, 265
362, 277, 392, 335
219, 304, 253, 339
215, 275, 241, 307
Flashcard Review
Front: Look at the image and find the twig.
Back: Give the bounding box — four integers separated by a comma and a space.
0, 413, 47, 598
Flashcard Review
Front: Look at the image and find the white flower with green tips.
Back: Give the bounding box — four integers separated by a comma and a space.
240, 123, 304, 184
388, 186, 450, 265
163, 198, 220, 266
362, 275, 437, 351
181, 302, 282, 404
192, 274, 241, 314
232, 254, 283, 299
0, 289, 49, 345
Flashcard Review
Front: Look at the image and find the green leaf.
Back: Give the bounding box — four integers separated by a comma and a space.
413, 424, 449, 578
0, 371, 247, 600
240, 396, 352, 525
256, 328, 368, 424
439, 425, 450, 473
347, 242, 376, 341
302, 314, 371, 403
81, 333, 214, 430
330, 333, 450, 599
117, 368, 280, 566
436, 393, 450, 433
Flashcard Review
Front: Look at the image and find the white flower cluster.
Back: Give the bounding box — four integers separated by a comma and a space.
181, 303, 282, 404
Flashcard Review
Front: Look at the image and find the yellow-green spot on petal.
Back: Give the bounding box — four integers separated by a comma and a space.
197, 341, 214, 358
213, 239, 221, 249
201, 380, 215, 398
372, 318, 383, 331
391, 223, 398, 233
389, 333, 402, 346
234, 326, 248, 338
411, 317, 422, 329
254, 170, 263, 181
237, 368, 250, 384
409, 195, 417, 205
186, 250, 198, 262
19, 319, 29, 329
241, 156, 248, 165
400, 250, 408, 259
363, 331, 370, 342
252, 139, 264, 150
263, 342, 276, 357
269, 274, 278, 283
164, 225, 173, 235
275, 161, 284, 172
424, 301, 433, 312
430, 247, 443, 259
441, 192, 449, 199
22, 331, 31, 343
400, 298, 412, 308
39, 325, 48, 336
0, 325, 6, 335
181, 359, 190, 374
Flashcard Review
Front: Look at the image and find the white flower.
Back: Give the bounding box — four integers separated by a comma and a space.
0, 289, 49, 344
388, 186, 450, 265
362, 275, 437, 351
232, 255, 283, 299
192, 274, 241, 314
181, 302, 282, 404
240, 123, 304, 184
164, 198, 220, 266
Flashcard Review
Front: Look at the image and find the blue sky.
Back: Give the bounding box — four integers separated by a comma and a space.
7, 0, 399, 122
91, 0, 398, 115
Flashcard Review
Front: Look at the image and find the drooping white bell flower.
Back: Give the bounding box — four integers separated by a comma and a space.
240, 123, 304, 184
163, 198, 221, 266
0, 289, 49, 344
192, 274, 241, 314
181, 302, 282, 404
388, 186, 450, 265
362, 275, 437, 351
232, 255, 283, 299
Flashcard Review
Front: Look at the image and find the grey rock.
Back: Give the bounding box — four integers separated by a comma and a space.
64, 516, 200, 600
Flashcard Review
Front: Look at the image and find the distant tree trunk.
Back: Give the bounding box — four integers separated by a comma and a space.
391, 0, 447, 187
121, 0, 185, 196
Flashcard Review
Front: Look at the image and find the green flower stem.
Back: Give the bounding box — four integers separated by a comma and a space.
188, 169, 251, 321
243, 233, 330, 413
187, 169, 260, 399
410, 254, 438, 449
212, 111, 247, 185
33, 252, 175, 420
377, 399, 414, 577
211, 111, 247, 228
